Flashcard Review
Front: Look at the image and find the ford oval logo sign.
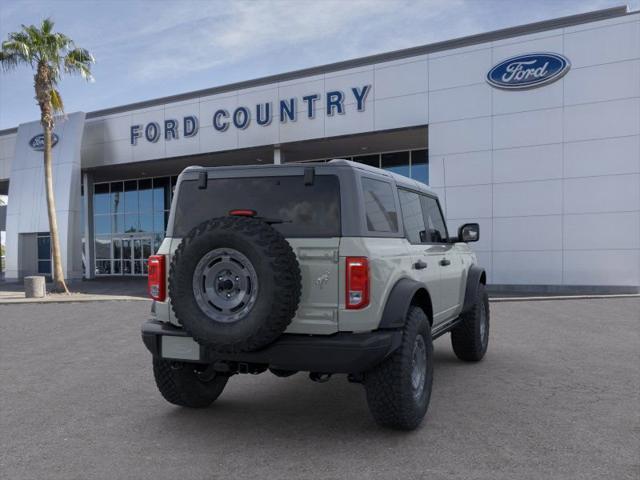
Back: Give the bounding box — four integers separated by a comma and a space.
487, 53, 570, 90
29, 133, 59, 151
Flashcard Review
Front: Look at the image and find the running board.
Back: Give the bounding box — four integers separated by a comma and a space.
432, 316, 462, 339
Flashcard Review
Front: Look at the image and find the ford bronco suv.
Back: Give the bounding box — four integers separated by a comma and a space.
142, 160, 488, 430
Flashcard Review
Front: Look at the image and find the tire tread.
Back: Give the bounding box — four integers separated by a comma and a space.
364, 306, 433, 430
153, 358, 228, 408
451, 283, 489, 362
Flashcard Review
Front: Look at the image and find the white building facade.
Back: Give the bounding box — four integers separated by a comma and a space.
0, 6, 638, 293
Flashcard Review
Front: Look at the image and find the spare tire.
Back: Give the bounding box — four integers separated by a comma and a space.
169, 216, 301, 353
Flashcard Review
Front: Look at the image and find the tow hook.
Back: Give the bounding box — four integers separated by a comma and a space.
309, 372, 332, 383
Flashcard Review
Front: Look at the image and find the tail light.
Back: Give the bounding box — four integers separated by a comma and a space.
148, 255, 166, 301
229, 209, 256, 217
345, 257, 369, 309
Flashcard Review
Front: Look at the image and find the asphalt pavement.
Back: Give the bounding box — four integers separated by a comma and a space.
1, 298, 638, 480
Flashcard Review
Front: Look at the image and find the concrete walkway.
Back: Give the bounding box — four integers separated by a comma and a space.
0, 277, 149, 304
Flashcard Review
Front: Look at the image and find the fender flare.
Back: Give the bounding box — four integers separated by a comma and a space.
461, 265, 486, 314
378, 278, 431, 329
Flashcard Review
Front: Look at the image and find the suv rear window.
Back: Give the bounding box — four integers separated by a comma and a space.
172, 175, 341, 237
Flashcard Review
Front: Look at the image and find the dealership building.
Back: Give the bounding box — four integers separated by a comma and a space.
0, 5, 639, 292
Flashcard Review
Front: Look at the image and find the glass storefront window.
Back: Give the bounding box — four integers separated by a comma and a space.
139, 179, 153, 212
113, 238, 122, 260
37, 234, 50, 260
96, 260, 111, 275
353, 154, 380, 168
95, 236, 111, 259
153, 177, 170, 212
153, 212, 163, 233
94, 215, 111, 235
110, 182, 123, 215
124, 180, 138, 213
37, 232, 51, 275
94, 183, 110, 214
351, 150, 429, 184
112, 214, 124, 234
38, 260, 51, 274
140, 213, 153, 232
381, 151, 410, 178
124, 213, 139, 233
93, 175, 173, 275
411, 149, 428, 184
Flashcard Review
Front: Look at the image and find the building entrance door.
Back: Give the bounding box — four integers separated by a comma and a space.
112, 236, 152, 276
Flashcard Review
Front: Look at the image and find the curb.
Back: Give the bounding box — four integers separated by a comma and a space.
489, 293, 640, 303
0, 296, 149, 305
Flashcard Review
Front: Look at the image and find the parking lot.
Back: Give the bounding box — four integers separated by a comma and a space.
1, 297, 638, 480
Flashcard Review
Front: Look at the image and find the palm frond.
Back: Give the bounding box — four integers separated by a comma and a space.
64, 47, 94, 81
41, 17, 54, 35
53, 32, 72, 50
22, 24, 42, 48
0, 51, 20, 70
2, 37, 32, 62
50, 88, 64, 113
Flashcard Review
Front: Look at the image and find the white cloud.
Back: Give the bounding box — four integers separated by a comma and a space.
95, 0, 473, 81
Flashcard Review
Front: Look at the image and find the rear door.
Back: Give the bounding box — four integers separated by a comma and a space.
397, 189, 446, 323
420, 195, 463, 321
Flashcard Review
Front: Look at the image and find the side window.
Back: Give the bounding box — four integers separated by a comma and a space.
420, 195, 448, 243
361, 177, 398, 233
398, 189, 427, 244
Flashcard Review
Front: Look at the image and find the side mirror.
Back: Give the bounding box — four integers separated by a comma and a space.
458, 223, 480, 243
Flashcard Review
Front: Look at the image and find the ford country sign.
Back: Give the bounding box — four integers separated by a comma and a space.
29, 133, 59, 151
487, 53, 570, 90
130, 84, 371, 145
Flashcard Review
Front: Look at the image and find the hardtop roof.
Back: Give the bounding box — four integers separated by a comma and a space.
182, 159, 437, 196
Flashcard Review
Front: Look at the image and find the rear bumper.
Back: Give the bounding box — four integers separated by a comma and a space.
141, 320, 402, 374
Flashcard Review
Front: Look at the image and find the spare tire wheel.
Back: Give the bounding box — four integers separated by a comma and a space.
169, 216, 301, 353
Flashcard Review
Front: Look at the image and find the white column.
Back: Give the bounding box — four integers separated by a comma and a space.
273, 146, 282, 165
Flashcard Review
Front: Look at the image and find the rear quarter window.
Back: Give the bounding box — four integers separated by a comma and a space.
172, 175, 341, 238
361, 177, 398, 233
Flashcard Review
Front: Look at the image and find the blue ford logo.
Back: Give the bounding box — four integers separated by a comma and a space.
487, 53, 570, 90
29, 133, 59, 151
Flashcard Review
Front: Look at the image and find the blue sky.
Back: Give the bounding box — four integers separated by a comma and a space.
0, 0, 634, 130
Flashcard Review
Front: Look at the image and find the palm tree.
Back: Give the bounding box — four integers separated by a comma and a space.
0, 18, 94, 293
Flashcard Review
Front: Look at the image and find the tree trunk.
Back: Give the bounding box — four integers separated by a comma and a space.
43, 122, 69, 293
35, 63, 69, 294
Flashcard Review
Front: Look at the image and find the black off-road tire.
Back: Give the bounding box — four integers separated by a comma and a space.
152, 358, 229, 408
169, 216, 301, 353
364, 306, 433, 430
451, 283, 489, 362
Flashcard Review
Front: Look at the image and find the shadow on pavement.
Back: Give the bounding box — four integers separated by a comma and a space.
141, 348, 479, 441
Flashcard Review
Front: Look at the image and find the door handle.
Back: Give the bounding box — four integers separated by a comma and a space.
413, 260, 427, 270
439, 258, 451, 267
